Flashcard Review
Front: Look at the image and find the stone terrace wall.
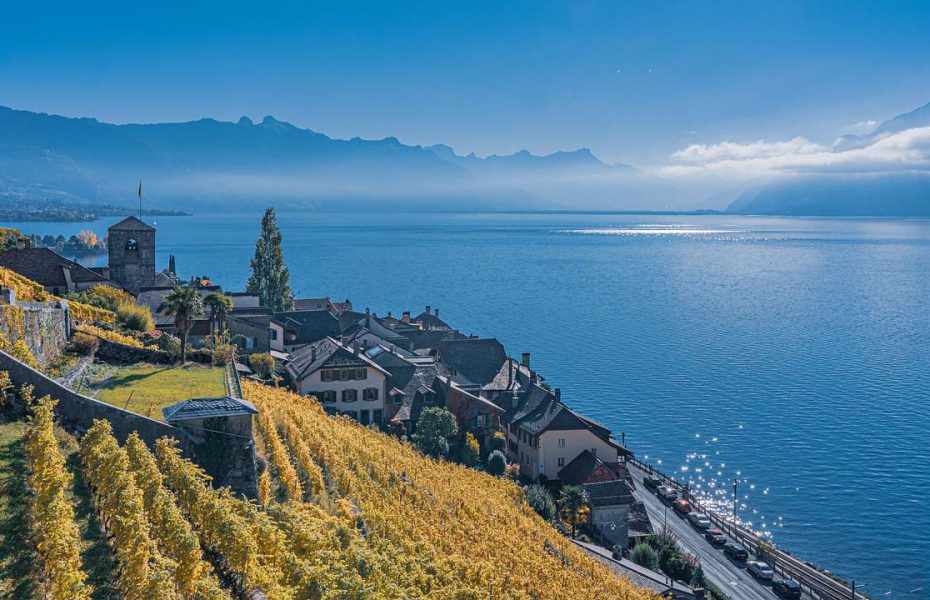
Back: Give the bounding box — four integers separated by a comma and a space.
0, 349, 257, 497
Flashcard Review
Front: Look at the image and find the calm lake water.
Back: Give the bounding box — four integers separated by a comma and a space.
10, 211, 930, 596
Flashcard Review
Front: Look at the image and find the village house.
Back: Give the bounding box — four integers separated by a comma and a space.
411, 305, 451, 330
433, 338, 508, 391
502, 383, 629, 483
368, 345, 441, 433
0, 247, 116, 295
274, 309, 341, 352
340, 308, 412, 351
286, 336, 389, 426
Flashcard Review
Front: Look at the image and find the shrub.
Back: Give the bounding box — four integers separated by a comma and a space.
458, 432, 480, 467
69, 285, 134, 312
412, 407, 458, 458
249, 353, 276, 379
488, 430, 506, 453
69, 332, 99, 356
630, 543, 660, 571
11, 339, 38, 369
212, 344, 237, 366
116, 304, 155, 332
486, 450, 507, 476
526, 484, 556, 522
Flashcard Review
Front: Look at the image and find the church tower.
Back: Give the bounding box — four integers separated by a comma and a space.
107, 216, 156, 293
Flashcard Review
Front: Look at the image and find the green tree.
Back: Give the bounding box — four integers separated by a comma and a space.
458, 432, 480, 467
488, 430, 506, 453
246, 208, 295, 312
249, 353, 276, 379
486, 450, 507, 476
526, 484, 556, 522
203, 292, 233, 336
168, 254, 176, 275
557, 485, 590, 538
630, 543, 660, 571
163, 285, 204, 363
412, 407, 458, 458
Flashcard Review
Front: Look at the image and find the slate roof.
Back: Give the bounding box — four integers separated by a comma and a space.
413, 310, 450, 329
286, 337, 388, 381
275, 309, 340, 346
582, 478, 634, 507
558, 450, 621, 486
435, 338, 507, 387
627, 501, 654, 539
398, 328, 465, 350
162, 397, 258, 421
341, 313, 410, 346
109, 216, 154, 231
294, 297, 336, 312
0, 247, 111, 287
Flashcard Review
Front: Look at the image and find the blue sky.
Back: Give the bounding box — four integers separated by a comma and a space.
2, 1, 930, 165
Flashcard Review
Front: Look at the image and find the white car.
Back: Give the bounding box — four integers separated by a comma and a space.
747, 560, 775, 581
657, 485, 678, 501
687, 512, 712, 529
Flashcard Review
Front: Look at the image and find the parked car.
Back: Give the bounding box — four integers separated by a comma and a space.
704, 528, 727, 546
747, 560, 775, 580
643, 476, 661, 491
673, 499, 692, 514
657, 485, 678, 501
688, 512, 712, 529
723, 542, 749, 562
773, 578, 802, 599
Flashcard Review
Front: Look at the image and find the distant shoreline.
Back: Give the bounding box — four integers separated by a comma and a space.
0, 209, 192, 223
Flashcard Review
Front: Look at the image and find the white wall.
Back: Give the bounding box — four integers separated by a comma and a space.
297, 366, 386, 425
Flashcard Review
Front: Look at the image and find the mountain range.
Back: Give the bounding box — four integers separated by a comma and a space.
0, 105, 645, 213
2, 102, 930, 215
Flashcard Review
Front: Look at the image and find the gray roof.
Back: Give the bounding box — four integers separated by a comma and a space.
275, 309, 340, 345
109, 216, 155, 231
163, 397, 257, 421
436, 338, 507, 387
0, 247, 111, 287
286, 336, 388, 381
583, 479, 634, 507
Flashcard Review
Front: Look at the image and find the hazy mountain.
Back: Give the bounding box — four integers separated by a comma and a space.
727, 173, 930, 216
834, 100, 930, 151
0, 105, 657, 212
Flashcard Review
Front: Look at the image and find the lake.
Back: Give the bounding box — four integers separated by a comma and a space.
9, 211, 930, 596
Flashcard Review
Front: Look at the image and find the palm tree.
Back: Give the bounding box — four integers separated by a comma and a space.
164, 285, 204, 363
558, 485, 590, 538
203, 292, 233, 336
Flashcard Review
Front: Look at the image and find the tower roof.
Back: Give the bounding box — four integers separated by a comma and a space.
109, 216, 155, 232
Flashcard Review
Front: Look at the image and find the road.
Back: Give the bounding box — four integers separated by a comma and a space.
628, 464, 811, 600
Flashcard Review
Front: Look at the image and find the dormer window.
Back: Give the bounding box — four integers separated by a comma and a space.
126, 238, 138, 251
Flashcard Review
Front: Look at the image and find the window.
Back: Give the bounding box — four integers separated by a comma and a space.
342, 389, 358, 402
270, 329, 278, 340
363, 387, 379, 401
393, 393, 402, 405
557, 457, 565, 467
474, 414, 487, 428
557, 438, 566, 448
359, 410, 370, 425
590, 448, 597, 457
373, 409, 382, 424
319, 390, 336, 403
356, 368, 367, 380
244, 336, 256, 350
341, 369, 354, 381
321, 370, 334, 382
125, 238, 138, 251
424, 392, 435, 405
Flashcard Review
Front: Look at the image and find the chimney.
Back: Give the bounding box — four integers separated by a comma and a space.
365, 307, 371, 328
425, 305, 431, 315
311, 345, 317, 362
507, 359, 513, 388
387, 311, 392, 317
555, 388, 561, 402
521, 352, 531, 368
402, 311, 411, 323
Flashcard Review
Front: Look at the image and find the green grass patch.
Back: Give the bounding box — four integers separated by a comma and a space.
90, 363, 227, 419
0, 420, 34, 599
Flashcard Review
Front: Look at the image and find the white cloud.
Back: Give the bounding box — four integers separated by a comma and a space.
839, 119, 878, 135
657, 126, 930, 180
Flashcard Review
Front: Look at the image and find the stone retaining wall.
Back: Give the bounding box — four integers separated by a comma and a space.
0, 349, 257, 498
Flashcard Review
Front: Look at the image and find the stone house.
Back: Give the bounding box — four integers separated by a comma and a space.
286, 337, 388, 426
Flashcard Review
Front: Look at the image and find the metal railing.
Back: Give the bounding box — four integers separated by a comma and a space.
629, 458, 864, 600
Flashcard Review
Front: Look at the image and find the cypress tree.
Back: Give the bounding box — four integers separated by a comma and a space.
246, 208, 295, 311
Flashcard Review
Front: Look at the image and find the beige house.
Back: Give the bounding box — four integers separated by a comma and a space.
286, 337, 389, 426
503, 385, 628, 482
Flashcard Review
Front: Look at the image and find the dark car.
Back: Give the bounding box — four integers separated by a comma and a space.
773, 579, 802, 599
723, 542, 749, 561
704, 528, 727, 546
643, 476, 661, 491
673, 499, 692, 514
